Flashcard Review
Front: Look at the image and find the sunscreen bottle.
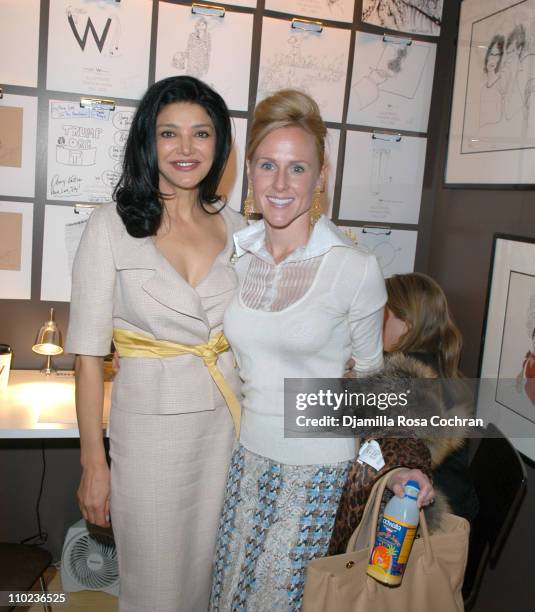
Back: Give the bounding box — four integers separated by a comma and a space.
367, 480, 420, 586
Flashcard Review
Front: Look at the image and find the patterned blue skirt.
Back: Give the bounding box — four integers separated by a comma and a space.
210, 445, 351, 611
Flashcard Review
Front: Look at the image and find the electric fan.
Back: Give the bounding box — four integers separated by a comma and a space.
60, 519, 119, 596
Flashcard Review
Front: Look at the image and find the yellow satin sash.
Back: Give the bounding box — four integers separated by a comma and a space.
113, 328, 241, 434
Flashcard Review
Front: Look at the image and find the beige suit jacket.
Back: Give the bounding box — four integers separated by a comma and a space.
66, 202, 245, 415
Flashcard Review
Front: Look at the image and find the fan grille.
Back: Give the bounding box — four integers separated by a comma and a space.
68, 532, 118, 590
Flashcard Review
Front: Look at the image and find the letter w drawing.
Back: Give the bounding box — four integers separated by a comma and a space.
68, 14, 112, 53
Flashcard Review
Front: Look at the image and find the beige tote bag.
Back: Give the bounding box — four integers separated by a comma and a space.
303, 468, 469, 612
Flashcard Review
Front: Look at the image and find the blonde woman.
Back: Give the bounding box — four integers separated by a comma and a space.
209, 91, 434, 611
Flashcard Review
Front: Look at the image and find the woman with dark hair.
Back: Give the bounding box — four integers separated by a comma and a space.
66, 76, 245, 611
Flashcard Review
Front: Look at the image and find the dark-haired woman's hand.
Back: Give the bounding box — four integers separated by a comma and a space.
78, 463, 111, 528
112, 351, 120, 373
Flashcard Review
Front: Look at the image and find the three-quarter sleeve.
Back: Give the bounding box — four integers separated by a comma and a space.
348, 254, 387, 375
65, 207, 116, 356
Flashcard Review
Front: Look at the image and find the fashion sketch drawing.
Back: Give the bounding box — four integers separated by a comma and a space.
351, 42, 430, 111
362, 0, 443, 36
258, 34, 346, 99
370, 147, 393, 196
341, 228, 408, 278
462, 1, 535, 153
172, 17, 211, 79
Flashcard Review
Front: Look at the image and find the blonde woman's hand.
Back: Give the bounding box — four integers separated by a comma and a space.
344, 358, 356, 379
386, 468, 435, 509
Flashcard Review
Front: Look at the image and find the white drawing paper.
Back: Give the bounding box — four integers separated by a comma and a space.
257, 17, 351, 123
46, 0, 152, 99
337, 225, 417, 277
0, 0, 40, 87
265, 0, 355, 23
0, 94, 38, 198
362, 0, 443, 36
347, 31, 436, 132
219, 117, 247, 213
324, 128, 340, 218
338, 129, 427, 224
0, 201, 33, 300
223, 0, 257, 7
47, 100, 135, 204
41, 205, 94, 302
155, 3, 253, 111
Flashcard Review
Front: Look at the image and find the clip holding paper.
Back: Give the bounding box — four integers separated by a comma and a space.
74, 203, 99, 214
80, 97, 116, 111
383, 34, 412, 46
363, 225, 392, 236
191, 3, 225, 18
341, 227, 358, 244
372, 131, 402, 143
291, 18, 323, 33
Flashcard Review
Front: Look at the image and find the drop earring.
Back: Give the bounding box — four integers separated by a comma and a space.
310, 189, 322, 225
243, 186, 254, 220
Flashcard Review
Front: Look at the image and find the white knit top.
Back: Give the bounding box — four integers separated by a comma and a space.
224, 215, 387, 465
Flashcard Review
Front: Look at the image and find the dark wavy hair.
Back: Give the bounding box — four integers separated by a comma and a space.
114, 76, 232, 237
484, 34, 505, 75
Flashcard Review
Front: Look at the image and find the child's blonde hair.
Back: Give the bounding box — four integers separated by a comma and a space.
385, 273, 462, 378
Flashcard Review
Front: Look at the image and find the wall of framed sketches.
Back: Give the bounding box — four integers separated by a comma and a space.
0, 0, 448, 367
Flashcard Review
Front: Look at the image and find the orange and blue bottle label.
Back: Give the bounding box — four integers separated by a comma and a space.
367, 514, 417, 585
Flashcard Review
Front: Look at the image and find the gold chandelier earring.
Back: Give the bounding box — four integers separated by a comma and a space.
243, 186, 255, 220
310, 188, 322, 225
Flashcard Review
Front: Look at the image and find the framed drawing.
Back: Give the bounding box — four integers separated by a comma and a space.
445, 0, 535, 186
478, 234, 535, 460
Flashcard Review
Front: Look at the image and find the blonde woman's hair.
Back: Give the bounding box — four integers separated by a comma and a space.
385, 273, 463, 378
247, 89, 327, 167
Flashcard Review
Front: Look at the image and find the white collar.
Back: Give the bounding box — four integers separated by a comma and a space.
233, 215, 356, 264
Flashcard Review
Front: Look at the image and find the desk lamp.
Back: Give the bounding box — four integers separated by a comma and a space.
32, 308, 63, 375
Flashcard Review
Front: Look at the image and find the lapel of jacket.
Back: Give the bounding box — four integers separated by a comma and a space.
114, 231, 210, 328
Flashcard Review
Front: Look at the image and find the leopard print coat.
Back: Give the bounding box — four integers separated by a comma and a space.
328, 437, 432, 555
328, 353, 467, 555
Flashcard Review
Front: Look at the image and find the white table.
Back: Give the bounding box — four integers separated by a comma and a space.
0, 370, 111, 438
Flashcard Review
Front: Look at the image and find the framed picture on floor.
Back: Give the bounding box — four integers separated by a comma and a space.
445, 0, 535, 186
478, 234, 535, 460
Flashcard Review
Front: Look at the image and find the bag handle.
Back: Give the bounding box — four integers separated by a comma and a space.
346, 468, 435, 569
346, 467, 404, 552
